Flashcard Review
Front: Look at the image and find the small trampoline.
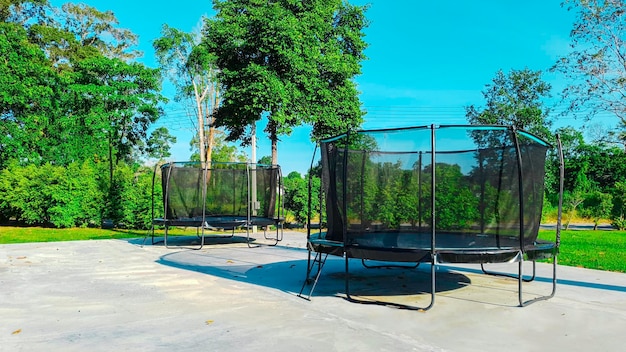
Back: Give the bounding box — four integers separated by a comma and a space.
150, 161, 285, 249
300, 124, 564, 309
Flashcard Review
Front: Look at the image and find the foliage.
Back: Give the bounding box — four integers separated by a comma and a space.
153, 23, 220, 163
68, 56, 165, 166
145, 127, 177, 160
543, 125, 626, 229
57, 3, 141, 60
283, 172, 308, 224
0, 160, 161, 229
0, 21, 61, 167
552, 0, 626, 124
610, 181, 626, 230
107, 163, 157, 230
257, 155, 272, 165
188, 132, 248, 162
579, 190, 613, 230
203, 0, 368, 164
0, 160, 104, 227
1, 1, 169, 170
466, 68, 552, 140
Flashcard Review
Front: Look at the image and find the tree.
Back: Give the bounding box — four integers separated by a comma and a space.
68, 56, 165, 182
283, 171, 307, 223
552, 0, 626, 124
579, 190, 613, 230
0, 21, 61, 167
57, 3, 140, 60
212, 134, 248, 162
153, 24, 221, 164
188, 132, 247, 162
1, 1, 166, 168
145, 127, 177, 160
202, 0, 368, 165
466, 68, 552, 139
611, 181, 626, 230
0, 0, 48, 25
257, 155, 272, 165
0, 1, 170, 228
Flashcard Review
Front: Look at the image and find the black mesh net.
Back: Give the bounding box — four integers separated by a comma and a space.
161, 162, 281, 223
320, 125, 549, 251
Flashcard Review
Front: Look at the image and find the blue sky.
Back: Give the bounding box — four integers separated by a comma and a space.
50, 0, 588, 175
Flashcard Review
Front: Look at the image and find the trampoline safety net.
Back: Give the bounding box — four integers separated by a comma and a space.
161, 162, 282, 223
320, 125, 550, 250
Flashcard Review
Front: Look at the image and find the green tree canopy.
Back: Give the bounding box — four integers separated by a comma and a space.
202, 0, 368, 164
153, 24, 221, 164
0, 21, 61, 167
1, 1, 168, 169
552, 0, 626, 124
466, 68, 552, 139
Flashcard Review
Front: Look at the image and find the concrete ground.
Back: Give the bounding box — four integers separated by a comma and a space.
1, 231, 625, 351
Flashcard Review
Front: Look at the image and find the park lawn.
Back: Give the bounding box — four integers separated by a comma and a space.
0, 226, 240, 244
538, 229, 626, 273
0, 226, 147, 244
1, 226, 624, 273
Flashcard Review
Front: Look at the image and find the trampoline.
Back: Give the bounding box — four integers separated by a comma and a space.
149, 161, 285, 249
299, 124, 564, 310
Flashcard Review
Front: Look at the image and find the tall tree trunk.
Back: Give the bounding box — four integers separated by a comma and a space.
192, 81, 209, 164
205, 89, 220, 165
195, 97, 206, 164
269, 120, 278, 165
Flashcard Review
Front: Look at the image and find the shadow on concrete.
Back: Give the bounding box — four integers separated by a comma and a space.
446, 264, 626, 293
127, 231, 626, 311
155, 248, 472, 301
131, 234, 253, 248
131, 236, 626, 299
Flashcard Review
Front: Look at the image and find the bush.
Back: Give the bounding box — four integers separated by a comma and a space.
0, 160, 159, 229
109, 163, 159, 230
48, 161, 104, 227
0, 161, 106, 227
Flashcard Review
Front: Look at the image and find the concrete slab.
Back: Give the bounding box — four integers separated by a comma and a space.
1, 231, 624, 351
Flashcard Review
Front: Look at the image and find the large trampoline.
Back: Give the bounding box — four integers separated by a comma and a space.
150, 161, 284, 249
299, 124, 564, 310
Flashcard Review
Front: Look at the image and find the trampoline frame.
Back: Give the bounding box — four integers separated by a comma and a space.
147, 161, 285, 249
299, 124, 564, 310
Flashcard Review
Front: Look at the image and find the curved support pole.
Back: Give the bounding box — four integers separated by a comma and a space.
144, 162, 161, 247
247, 221, 281, 248
480, 261, 536, 282
519, 257, 557, 307
161, 164, 205, 251
519, 135, 563, 307
361, 259, 420, 269
345, 252, 436, 311
263, 223, 284, 242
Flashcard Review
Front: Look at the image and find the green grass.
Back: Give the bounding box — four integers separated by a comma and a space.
0, 226, 148, 244
538, 229, 626, 273
0, 226, 246, 244
1, 226, 624, 273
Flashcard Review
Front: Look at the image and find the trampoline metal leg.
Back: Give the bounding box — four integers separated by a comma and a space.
481, 261, 536, 282
263, 223, 283, 242
163, 225, 205, 251
345, 254, 436, 311
519, 257, 557, 307
481, 258, 557, 307
247, 223, 281, 248
298, 250, 329, 300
